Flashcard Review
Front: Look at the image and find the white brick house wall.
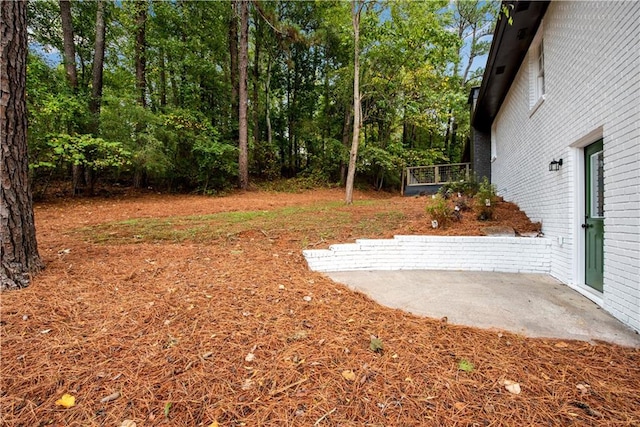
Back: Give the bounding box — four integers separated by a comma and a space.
491, 2, 639, 332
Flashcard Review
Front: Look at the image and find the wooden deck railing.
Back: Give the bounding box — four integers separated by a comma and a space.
405, 163, 471, 187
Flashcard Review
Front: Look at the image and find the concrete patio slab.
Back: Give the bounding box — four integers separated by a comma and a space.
325, 270, 640, 348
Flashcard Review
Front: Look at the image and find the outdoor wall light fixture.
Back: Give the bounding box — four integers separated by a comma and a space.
549, 158, 563, 171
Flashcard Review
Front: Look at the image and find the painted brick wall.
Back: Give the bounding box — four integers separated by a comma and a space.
304, 236, 552, 274
490, 2, 639, 332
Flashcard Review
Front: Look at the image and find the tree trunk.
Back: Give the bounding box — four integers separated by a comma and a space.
159, 45, 167, 108
444, 109, 453, 161
265, 57, 272, 147
167, 50, 179, 106
59, 0, 78, 90
345, 0, 363, 205
133, 1, 147, 188
229, 0, 239, 140
1, 0, 44, 290
86, 0, 106, 196
237, 0, 249, 189
340, 105, 352, 186
59, 0, 83, 194
252, 16, 260, 147
134, 0, 147, 108
89, 0, 106, 123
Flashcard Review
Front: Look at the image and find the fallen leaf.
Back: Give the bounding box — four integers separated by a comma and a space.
208, 422, 219, 427
241, 378, 254, 390
502, 379, 521, 395
100, 391, 121, 403
288, 330, 308, 341
245, 352, 255, 362
341, 370, 356, 381
120, 421, 136, 427
55, 393, 76, 408
555, 341, 569, 348
576, 383, 590, 396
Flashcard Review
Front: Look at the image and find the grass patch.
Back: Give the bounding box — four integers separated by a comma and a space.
76, 200, 401, 246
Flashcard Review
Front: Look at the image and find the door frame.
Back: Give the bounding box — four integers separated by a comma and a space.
584, 139, 604, 292
569, 127, 604, 305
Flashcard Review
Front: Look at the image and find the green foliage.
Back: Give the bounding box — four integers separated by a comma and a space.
158, 109, 237, 191
192, 134, 237, 193
438, 177, 479, 197
402, 149, 445, 168
425, 194, 454, 228
307, 138, 349, 182
25, 0, 500, 193
369, 337, 384, 353
44, 134, 131, 170
458, 359, 474, 372
358, 144, 403, 189
100, 95, 170, 181
475, 177, 498, 221
257, 174, 335, 193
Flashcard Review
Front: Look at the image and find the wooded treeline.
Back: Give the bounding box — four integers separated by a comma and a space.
27, 0, 498, 195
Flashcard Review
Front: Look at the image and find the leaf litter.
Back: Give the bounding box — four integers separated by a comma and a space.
1, 187, 639, 425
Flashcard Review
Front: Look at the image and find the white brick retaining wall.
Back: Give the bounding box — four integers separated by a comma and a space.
304, 236, 552, 273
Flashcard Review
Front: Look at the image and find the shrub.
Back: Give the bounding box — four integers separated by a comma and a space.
475, 177, 498, 220
438, 176, 479, 198
426, 194, 454, 228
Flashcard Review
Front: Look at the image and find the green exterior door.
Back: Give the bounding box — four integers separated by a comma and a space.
584, 139, 604, 292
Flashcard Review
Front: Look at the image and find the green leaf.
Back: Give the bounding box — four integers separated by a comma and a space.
369, 337, 384, 353
458, 359, 474, 372
164, 402, 172, 418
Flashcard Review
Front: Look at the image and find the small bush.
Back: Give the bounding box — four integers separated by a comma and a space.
475, 177, 498, 221
439, 177, 479, 198
426, 194, 454, 228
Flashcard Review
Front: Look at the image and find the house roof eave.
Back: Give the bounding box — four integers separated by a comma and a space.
472, 1, 550, 133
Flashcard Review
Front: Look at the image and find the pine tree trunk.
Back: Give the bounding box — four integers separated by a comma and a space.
134, 1, 147, 108
59, 0, 83, 194
133, 1, 147, 188
90, 0, 106, 121
86, 0, 106, 196
167, 51, 179, 106
265, 58, 272, 147
237, 0, 249, 189
252, 17, 260, 147
340, 105, 352, 186
159, 46, 167, 108
229, 1, 239, 140
345, 0, 362, 205
59, 0, 78, 90
1, 0, 44, 290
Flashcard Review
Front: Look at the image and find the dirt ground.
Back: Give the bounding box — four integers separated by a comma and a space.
1, 187, 638, 426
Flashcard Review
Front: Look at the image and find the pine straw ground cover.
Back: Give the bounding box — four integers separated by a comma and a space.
1, 187, 639, 426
